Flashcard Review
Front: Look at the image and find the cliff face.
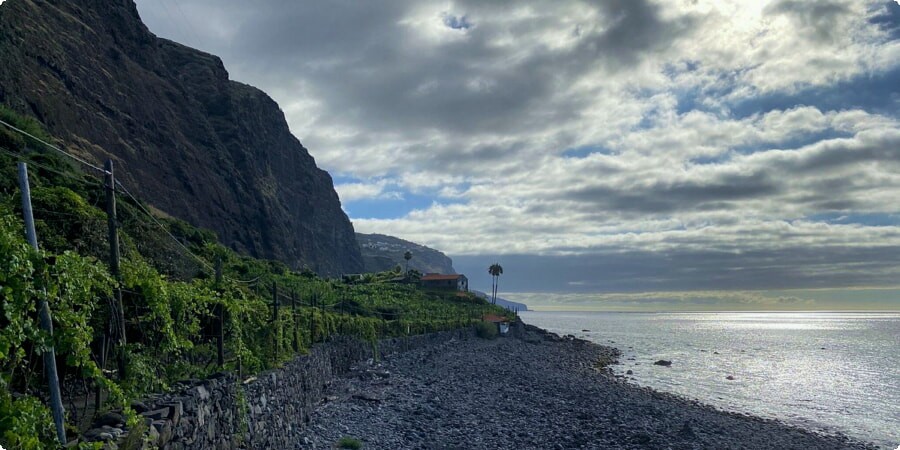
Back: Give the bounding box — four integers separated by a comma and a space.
357, 233, 456, 275
0, 0, 362, 275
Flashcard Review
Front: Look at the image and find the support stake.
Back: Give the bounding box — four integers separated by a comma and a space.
215, 257, 224, 368
18, 162, 66, 445
105, 160, 127, 378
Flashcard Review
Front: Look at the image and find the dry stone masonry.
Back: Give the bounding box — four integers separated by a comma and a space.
93, 329, 476, 449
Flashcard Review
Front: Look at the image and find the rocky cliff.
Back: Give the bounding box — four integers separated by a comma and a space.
357, 233, 456, 275
0, 0, 362, 275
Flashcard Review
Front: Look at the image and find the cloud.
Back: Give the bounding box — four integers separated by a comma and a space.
133, 0, 900, 297
763, 0, 854, 44
334, 179, 402, 203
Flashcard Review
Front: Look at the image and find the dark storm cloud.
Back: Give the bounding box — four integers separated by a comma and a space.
139, 0, 696, 139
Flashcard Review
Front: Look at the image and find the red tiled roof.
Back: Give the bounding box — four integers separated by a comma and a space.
421, 273, 464, 281
482, 314, 508, 323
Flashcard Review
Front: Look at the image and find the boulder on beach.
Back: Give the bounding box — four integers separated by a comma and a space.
653, 360, 672, 367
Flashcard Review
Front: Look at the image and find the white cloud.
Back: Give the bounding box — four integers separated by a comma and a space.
134, 0, 900, 291
334, 180, 402, 203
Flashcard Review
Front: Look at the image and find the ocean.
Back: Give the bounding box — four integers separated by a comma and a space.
519, 311, 900, 448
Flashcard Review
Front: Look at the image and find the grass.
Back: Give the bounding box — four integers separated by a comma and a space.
475, 320, 499, 339
336, 436, 362, 449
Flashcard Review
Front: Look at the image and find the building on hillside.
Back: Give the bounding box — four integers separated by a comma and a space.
482, 313, 511, 336
420, 273, 468, 291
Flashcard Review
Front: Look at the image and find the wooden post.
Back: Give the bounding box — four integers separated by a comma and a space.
339, 292, 345, 334
272, 281, 278, 360
291, 290, 298, 352
215, 257, 224, 368
309, 292, 317, 344
18, 163, 67, 445
105, 160, 126, 378
272, 281, 279, 322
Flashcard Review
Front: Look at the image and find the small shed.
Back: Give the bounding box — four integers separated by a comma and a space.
420, 273, 469, 291
482, 313, 511, 336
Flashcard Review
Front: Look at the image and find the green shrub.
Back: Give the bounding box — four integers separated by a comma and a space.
0, 390, 56, 449
475, 320, 498, 339
337, 436, 362, 449
0, 107, 517, 450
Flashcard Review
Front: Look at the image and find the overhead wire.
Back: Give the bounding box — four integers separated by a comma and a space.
169, 0, 203, 45
0, 118, 108, 174
115, 180, 264, 284
2, 111, 277, 286
0, 146, 103, 187
114, 179, 214, 272
230, 275, 261, 285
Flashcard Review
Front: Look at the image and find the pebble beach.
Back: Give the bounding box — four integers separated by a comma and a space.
297, 324, 874, 449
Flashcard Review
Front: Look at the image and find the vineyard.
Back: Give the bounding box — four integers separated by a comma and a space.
0, 107, 511, 448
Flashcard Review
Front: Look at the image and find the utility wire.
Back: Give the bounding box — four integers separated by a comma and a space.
2, 118, 265, 285
0, 147, 103, 187
169, 0, 203, 45
230, 275, 261, 285
0, 118, 108, 174
116, 180, 264, 285
114, 179, 214, 271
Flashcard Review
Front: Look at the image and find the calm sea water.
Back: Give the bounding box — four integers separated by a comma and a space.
520, 311, 900, 449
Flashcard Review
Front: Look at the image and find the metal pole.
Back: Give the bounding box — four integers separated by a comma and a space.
18, 163, 67, 445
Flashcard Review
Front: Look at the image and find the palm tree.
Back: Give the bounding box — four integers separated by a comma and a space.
488, 263, 503, 305
403, 250, 412, 275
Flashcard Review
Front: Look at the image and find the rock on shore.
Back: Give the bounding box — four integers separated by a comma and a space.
297, 325, 873, 449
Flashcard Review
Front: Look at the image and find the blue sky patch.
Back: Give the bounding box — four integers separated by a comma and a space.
869, 1, 900, 39
442, 13, 471, 30
805, 212, 900, 227
343, 189, 467, 219
561, 145, 616, 159
729, 67, 900, 120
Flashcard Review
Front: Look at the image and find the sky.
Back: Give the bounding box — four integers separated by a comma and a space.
134, 0, 900, 311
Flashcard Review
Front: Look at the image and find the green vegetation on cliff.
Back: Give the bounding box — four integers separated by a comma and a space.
0, 107, 510, 448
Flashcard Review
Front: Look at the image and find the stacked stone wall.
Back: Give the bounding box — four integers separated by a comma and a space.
127, 328, 475, 449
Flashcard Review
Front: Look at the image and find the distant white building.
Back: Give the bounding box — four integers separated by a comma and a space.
420, 273, 468, 291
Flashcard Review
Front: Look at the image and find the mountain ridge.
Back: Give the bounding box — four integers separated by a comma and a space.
357, 232, 456, 275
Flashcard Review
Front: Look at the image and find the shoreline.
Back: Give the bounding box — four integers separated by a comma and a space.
297, 323, 876, 449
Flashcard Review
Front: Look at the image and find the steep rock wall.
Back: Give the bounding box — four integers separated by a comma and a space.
0, 0, 363, 275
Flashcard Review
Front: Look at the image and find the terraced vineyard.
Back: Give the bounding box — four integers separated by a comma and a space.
0, 107, 510, 448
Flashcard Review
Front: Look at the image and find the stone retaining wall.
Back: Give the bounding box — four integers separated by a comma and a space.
132, 327, 476, 449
